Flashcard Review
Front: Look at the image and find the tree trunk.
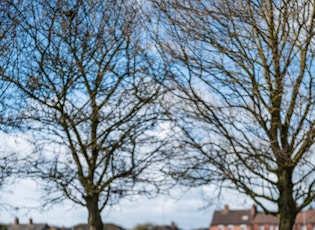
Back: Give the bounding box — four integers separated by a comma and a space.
85, 194, 103, 230
278, 168, 297, 230
279, 217, 295, 230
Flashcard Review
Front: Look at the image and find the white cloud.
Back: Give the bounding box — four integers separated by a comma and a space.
103, 187, 215, 230
0, 182, 216, 230
0, 132, 251, 230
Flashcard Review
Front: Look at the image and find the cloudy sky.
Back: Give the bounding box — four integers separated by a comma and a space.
0, 132, 253, 230
0, 178, 252, 230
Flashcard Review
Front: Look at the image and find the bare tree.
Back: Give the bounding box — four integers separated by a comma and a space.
0, 0, 16, 128
0, 0, 21, 190
2, 0, 168, 230
152, 1, 315, 230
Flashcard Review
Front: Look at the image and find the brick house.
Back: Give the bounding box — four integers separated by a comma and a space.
210, 205, 315, 230
293, 209, 315, 230
209, 205, 256, 230
251, 208, 315, 230
251, 213, 279, 230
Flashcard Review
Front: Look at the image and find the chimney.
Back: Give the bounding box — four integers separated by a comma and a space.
223, 204, 229, 214
171, 222, 177, 230
251, 204, 257, 216
14, 217, 19, 225
29, 218, 33, 225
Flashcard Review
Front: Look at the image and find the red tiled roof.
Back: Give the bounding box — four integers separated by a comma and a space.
211, 209, 254, 225
252, 213, 279, 225
211, 206, 315, 227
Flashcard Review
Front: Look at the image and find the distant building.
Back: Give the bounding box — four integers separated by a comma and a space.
210, 205, 315, 230
7, 218, 50, 230
251, 213, 279, 230
293, 209, 315, 230
154, 222, 179, 230
210, 205, 256, 230
72, 223, 125, 230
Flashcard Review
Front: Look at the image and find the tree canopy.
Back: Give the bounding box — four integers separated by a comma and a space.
1, 1, 315, 230
1, 1, 168, 230
152, 1, 315, 230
